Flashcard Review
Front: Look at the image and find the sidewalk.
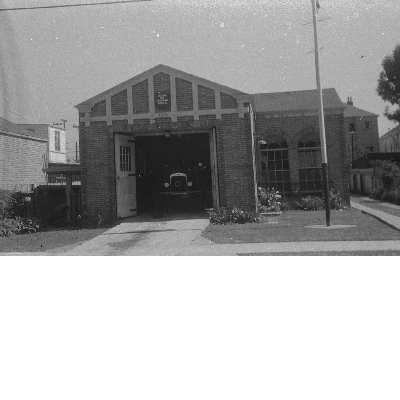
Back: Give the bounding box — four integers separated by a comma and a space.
350, 196, 400, 231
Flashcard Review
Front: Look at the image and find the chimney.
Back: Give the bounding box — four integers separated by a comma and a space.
347, 97, 353, 106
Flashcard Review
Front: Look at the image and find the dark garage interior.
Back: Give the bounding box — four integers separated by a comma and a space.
135, 132, 213, 213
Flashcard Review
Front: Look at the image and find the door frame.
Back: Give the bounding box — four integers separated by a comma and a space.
209, 127, 220, 210
112, 125, 220, 212
114, 132, 137, 219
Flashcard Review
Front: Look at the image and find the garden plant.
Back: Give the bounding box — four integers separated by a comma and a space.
0, 189, 41, 237
257, 187, 282, 212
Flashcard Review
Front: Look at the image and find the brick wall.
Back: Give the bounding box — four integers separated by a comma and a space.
255, 112, 349, 204
177, 116, 195, 122
80, 75, 255, 225
198, 85, 216, 110
132, 80, 149, 114
111, 89, 128, 115
155, 117, 172, 123
133, 119, 151, 124
344, 116, 380, 156
80, 121, 116, 226
221, 92, 238, 109
80, 77, 350, 227
154, 73, 171, 112
90, 99, 106, 117
176, 78, 193, 111
0, 132, 47, 190
216, 113, 256, 208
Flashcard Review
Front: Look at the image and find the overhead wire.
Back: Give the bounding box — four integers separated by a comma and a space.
0, 0, 151, 12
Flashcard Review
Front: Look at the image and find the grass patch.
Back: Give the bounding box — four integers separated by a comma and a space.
0, 227, 108, 253
240, 250, 400, 256
202, 208, 400, 244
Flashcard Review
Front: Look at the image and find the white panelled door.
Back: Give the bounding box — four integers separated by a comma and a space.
115, 134, 137, 218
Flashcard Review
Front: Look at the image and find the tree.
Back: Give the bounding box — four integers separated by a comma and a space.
377, 44, 400, 123
346, 140, 366, 164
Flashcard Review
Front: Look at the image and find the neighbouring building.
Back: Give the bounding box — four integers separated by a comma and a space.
343, 97, 380, 161
16, 123, 67, 165
66, 133, 80, 163
379, 125, 400, 153
75, 64, 350, 226
0, 117, 47, 191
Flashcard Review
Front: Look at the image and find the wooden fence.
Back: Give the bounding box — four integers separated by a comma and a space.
34, 185, 81, 226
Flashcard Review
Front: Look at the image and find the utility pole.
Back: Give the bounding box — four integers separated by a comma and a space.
53, 119, 67, 129
311, 0, 330, 226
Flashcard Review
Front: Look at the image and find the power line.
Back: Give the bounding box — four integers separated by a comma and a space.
0, 0, 151, 12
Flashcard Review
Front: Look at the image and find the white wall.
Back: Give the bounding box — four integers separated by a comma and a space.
48, 126, 66, 163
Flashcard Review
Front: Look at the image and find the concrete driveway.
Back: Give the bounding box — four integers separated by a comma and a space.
64, 213, 212, 256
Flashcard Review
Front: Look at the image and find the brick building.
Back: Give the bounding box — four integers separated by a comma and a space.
379, 125, 400, 153
16, 123, 67, 165
342, 97, 380, 161
0, 117, 47, 191
76, 65, 349, 226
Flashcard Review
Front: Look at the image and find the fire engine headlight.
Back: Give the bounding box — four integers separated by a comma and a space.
164, 182, 169, 187
187, 181, 193, 187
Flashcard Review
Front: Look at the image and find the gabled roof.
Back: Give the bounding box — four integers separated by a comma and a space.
0, 117, 47, 141
18, 123, 62, 130
75, 64, 248, 108
379, 124, 400, 140
16, 124, 55, 140
342, 103, 378, 118
252, 88, 344, 113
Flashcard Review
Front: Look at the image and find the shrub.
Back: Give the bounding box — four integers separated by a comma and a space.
297, 195, 324, 211
381, 190, 390, 202
0, 189, 15, 219
257, 187, 281, 212
208, 206, 260, 225
0, 217, 41, 237
369, 188, 400, 205
12, 192, 33, 218
297, 189, 343, 211
384, 189, 400, 205
370, 188, 384, 201
280, 201, 293, 211
325, 189, 343, 210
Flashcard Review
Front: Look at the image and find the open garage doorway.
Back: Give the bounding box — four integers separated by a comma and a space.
135, 131, 213, 214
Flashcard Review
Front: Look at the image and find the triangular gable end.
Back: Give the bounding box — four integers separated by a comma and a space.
75, 65, 251, 124
76, 64, 247, 107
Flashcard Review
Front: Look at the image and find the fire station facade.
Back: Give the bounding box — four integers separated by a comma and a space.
76, 64, 349, 226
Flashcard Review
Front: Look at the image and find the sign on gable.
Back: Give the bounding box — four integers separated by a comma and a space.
155, 91, 171, 111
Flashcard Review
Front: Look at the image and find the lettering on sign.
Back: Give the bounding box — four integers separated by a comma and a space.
155, 90, 171, 111
157, 113, 170, 118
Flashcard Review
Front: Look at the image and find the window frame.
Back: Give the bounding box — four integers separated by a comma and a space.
119, 145, 132, 172
54, 130, 61, 151
297, 139, 322, 194
260, 141, 291, 193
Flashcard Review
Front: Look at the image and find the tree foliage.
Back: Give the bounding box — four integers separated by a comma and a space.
377, 44, 400, 123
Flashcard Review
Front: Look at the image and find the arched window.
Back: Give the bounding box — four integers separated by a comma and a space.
260, 141, 290, 192
297, 137, 322, 193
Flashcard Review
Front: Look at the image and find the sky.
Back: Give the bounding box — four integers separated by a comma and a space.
1, 0, 399, 148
